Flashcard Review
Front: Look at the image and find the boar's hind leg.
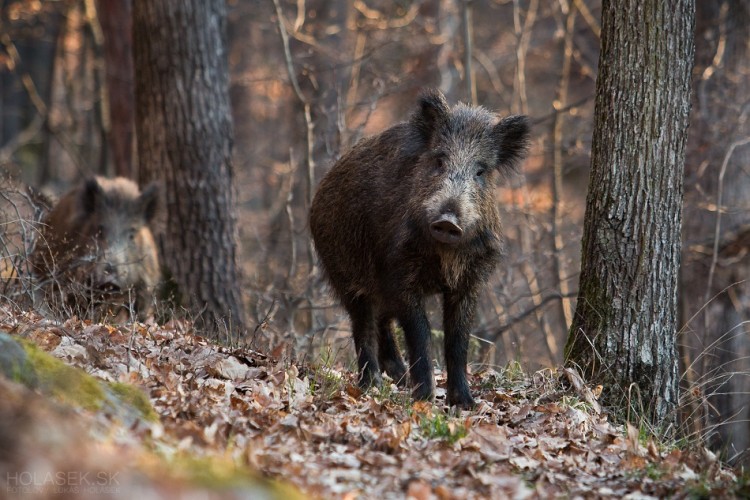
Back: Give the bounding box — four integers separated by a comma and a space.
377, 315, 407, 386
398, 304, 435, 401
344, 296, 382, 389
443, 292, 477, 408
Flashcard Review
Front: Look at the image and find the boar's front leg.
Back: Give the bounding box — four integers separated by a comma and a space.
443, 291, 477, 408
398, 301, 435, 401
345, 296, 382, 389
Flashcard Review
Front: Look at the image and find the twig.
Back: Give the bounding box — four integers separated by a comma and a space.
344, 32, 367, 148
512, 0, 538, 114
703, 136, 750, 336
271, 0, 316, 274
697, 2, 728, 118
461, 0, 476, 105
352, 0, 419, 29
473, 48, 505, 97
437, 1, 459, 94
0, 115, 44, 165
293, 0, 306, 31
286, 149, 297, 281
488, 291, 578, 340
0, 29, 87, 174
551, 0, 576, 330
572, 0, 600, 38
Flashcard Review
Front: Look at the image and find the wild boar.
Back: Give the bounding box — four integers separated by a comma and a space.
32, 177, 160, 322
310, 89, 529, 408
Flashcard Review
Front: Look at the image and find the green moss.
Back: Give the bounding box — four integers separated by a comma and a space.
419, 410, 468, 444
108, 381, 159, 422
19, 340, 159, 425
20, 339, 105, 411
0, 332, 38, 388
564, 272, 611, 364
167, 453, 304, 499
645, 462, 665, 481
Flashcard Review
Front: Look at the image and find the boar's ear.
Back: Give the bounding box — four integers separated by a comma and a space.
139, 182, 160, 223
492, 115, 530, 174
80, 178, 102, 214
412, 89, 450, 142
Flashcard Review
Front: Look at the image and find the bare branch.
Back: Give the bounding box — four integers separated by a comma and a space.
461, 0, 476, 105
551, 0, 576, 329
271, 0, 316, 273
703, 136, 750, 330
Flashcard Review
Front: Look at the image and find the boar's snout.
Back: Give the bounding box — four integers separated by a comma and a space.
102, 262, 117, 280
430, 213, 463, 245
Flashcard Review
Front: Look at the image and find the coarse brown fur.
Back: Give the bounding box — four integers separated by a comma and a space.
310, 89, 530, 407
31, 177, 160, 322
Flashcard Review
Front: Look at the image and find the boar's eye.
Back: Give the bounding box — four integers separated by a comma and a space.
129, 228, 137, 241
433, 153, 447, 173
476, 163, 488, 178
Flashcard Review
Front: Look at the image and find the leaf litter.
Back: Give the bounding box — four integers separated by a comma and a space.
1, 305, 747, 499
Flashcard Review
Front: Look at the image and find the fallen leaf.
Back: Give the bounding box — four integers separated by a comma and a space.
207, 355, 252, 380
406, 480, 433, 500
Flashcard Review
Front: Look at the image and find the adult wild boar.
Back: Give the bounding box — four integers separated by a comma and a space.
310, 89, 529, 408
32, 177, 160, 321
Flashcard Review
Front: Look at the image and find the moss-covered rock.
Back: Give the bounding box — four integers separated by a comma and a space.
14, 337, 158, 425
0, 331, 38, 388
163, 454, 305, 499
108, 381, 159, 422
20, 338, 106, 410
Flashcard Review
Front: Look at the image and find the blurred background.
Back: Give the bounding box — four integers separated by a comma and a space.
1, 0, 748, 461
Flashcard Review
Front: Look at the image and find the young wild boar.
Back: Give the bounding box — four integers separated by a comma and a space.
310, 89, 529, 408
32, 177, 160, 321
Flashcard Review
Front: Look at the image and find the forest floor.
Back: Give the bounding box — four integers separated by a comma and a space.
0, 305, 747, 499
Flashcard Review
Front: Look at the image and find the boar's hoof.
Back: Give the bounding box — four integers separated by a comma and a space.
430, 214, 463, 245
447, 388, 475, 410
380, 359, 408, 387
412, 382, 435, 402
358, 369, 383, 390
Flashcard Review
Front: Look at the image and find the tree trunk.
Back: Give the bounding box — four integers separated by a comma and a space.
133, 0, 246, 338
97, 0, 135, 179
565, 0, 695, 426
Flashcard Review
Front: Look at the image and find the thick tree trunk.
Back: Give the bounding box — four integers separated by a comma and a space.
133, 0, 246, 337
565, 0, 695, 426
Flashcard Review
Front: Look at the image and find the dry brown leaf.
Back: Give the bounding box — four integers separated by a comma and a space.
434, 483, 454, 500
626, 422, 643, 457
406, 479, 434, 500
208, 355, 252, 380
412, 400, 434, 415
647, 439, 660, 461
509, 454, 541, 470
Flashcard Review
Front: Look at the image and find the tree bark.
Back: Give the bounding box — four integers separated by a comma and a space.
133, 0, 246, 338
97, 0, 134, 179
565, 0, 695, 426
